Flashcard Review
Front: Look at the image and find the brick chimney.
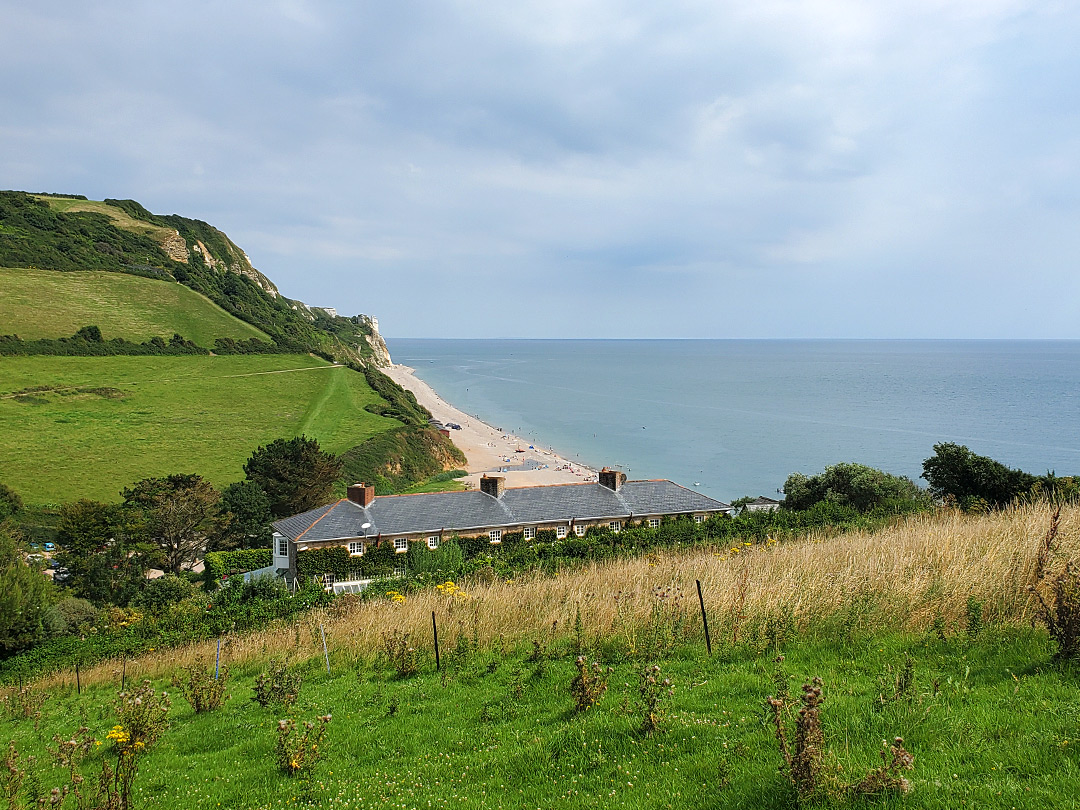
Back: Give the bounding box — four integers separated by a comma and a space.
347, 483, 375, 507
479, 475, 506, 499
598, 467, 626, 492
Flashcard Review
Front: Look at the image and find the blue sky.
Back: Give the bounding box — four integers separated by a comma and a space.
3, 1, 1078, 338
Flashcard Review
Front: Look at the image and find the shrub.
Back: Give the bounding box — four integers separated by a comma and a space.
203, 549, 272, 585
172, 661, 230, 713
637, 664, 674, 734
275, 715, 331, 776
570, 656, 611, 713
253, 660, 302, 708
1031, 507, 1080, 660
381, 630, 419, 677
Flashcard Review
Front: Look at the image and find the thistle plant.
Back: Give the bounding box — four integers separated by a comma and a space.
570, 656, 611, 713
253, 660, 303, 708
1030, 506, 1080, 660
636, 664, 673, 734
172, 660, 230, 713
275, 715, 331, 776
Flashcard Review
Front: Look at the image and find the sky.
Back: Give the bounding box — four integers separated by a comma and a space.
2, 0, 1079, 339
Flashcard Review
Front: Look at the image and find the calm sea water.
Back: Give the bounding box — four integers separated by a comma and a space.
386, 340, 1080, 503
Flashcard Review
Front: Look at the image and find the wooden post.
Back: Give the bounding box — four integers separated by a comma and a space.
696, 579, 712, 656
432, 611, 441, 671
121, 654, 127, 692
215, 638, 221, 680
75, 662, 81, 695
320, 623, 330, 675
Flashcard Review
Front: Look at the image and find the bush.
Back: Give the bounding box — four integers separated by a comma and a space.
135, 575, 195, 613
1031, 507, 1080, 660
275, 715, 331, 776
253, 660, 302, 708
570, 656, 611, 713
171, 660, 230, 713
0, 483, 21, 519
203, 549, 272, 585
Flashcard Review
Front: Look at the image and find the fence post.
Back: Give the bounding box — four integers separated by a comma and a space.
121, 653, 127, 692
215, 638, 221, 680
696, 579, 712, 655
432, 611, 441, 671
320, 623, 330, 674
75, 661, 81, 695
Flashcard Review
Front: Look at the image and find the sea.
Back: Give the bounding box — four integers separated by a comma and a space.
386, 339, 1080, 504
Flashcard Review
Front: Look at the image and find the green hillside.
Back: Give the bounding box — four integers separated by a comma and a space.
0, 267, 268, 344
0, 354, 399, 504
0, 191, 382, 365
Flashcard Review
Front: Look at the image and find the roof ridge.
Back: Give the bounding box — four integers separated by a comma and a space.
294, 500, 345, 542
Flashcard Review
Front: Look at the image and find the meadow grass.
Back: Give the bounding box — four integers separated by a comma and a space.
0, 355, 398, 504
8, 503, 1080, 808
5, 628, 1077, 809
0, 267, 267, 344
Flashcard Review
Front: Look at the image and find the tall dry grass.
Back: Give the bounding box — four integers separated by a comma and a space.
53, 503, 1077, 689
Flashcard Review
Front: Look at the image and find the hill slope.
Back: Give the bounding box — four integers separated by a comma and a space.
0, 190, 462, 504
0, 191, 389, 366
0, 267, 268, 344
0, 355, 401, 504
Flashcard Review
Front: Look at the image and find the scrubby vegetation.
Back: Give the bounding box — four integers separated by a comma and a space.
1, 502, 1078, 809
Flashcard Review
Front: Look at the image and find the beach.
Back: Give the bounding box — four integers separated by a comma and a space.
383, 363, 598, 488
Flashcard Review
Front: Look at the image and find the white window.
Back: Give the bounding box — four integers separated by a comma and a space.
489, 529, 502, 544
609, 521, 621, 534
574, 524, 586, 537
523, 527, 536, 540
694, 514, 705, 524
348, 541, 365, 556
276, 535, 289, 557
322, 572, 335, 586
556, 526, 567, 539
394, 537, 408, 553
427, 535, 440, 550
649, 518, 661, 529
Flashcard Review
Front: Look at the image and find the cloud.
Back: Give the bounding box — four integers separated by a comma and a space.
1, 0, 1078, 337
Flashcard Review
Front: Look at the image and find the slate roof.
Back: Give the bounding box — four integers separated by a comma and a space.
273, 480, 731, 543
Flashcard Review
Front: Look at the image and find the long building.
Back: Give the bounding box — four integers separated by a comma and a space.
271, 468, 732, 586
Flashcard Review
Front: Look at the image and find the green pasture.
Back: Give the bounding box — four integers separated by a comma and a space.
4, 628, 1077, 809
0, 267, 267, 344
0, 354, 398, 504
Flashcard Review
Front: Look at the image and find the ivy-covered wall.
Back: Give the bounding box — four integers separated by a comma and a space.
203, 548, 272, 585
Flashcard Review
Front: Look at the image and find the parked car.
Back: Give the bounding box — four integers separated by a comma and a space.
44, 542, 55, 552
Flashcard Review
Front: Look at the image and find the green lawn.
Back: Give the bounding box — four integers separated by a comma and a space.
0, 267, 267, 344
4, 628, 1078, 809
0, 354, 399, 504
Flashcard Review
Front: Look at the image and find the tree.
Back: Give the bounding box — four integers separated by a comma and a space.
0, 482, 22, 520
0, 521, 53, 653
921, 443, 1036, 508
56, 499, 152, 605
123, 474, 219, 574
243, 436, 343, 518
213, 480, 273, 551
782, 463, 925, 512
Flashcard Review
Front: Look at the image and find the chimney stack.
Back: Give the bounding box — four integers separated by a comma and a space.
598, 467, 626, 492
479, 475, 506, 499
347, 483, 376, 507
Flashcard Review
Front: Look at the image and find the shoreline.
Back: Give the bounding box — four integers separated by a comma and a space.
382, 363, 599, 488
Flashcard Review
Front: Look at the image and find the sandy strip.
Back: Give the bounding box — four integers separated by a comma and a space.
382, 363, 598, 488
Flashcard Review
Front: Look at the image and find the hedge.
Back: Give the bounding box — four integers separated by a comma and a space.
204, 548, 272, 585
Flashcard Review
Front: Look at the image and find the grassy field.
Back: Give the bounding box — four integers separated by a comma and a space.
34, 195, 179, 244
0, 354, 398, 504
6, 503, 1080, 808
0, 267, 267, 344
